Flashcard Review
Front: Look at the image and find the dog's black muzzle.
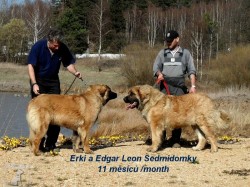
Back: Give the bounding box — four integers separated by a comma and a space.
104, 91, 117, 105
123, 96, 130, 103
109, 91, 117, 100
123, 95, 138, 104
123, 95, 139, 109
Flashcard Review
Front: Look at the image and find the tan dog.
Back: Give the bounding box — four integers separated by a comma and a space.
27, 84, 117, 156
123, 85, 229, 152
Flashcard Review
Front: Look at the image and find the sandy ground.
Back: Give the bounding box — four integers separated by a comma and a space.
0, 138, 249, 187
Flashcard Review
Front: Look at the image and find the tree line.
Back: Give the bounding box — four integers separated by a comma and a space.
0, 0, 249, 65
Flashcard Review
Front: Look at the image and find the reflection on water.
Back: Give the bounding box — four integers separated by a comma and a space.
0, 92, 72, 138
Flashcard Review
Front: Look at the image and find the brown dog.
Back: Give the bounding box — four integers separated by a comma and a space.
123, 85, 229, 152
26, 84, 117, 156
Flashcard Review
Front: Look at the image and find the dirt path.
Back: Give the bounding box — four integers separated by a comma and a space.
0, 138, 249, 187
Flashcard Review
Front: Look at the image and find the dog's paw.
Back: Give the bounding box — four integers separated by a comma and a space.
74, 149, 83, 153
210, 148, 218, 153
33, 149, 42, 156
84, 149, 94, 154
146, 146, 158, 152
192, 146, 202, 151
34, 152, 41, 156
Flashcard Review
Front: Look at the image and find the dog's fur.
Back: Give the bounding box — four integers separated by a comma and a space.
123, 85, 229, 152
26, 84, 117, 156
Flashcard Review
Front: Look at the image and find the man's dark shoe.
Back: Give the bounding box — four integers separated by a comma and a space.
39, 146, 50, 152
145, 138, 152, 145
166, 137, 181, 148
39, 138, 46, 152
45, 144, 60, 152
39, 144, 57, 152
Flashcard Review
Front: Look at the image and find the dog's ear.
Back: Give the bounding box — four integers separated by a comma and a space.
137, 87, 143, 100
86, 85, 93, 91
98, 85, 109, 98
138, 85, 150, 103
88, 85, 108, 98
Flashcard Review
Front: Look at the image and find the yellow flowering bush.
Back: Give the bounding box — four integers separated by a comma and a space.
0, 134, 146, 151
0, 136, 29, 150
218, 135, 240, 144
89, 134, 146, 146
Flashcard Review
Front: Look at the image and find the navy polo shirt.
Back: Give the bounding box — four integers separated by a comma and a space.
28, 39, 75, 79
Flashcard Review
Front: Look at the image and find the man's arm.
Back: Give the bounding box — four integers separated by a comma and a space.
66, 64, 82, 79
28, 64, 40, 95
28, 64, 36, 84
189, 74, 196, 93
184, 49, 196, 93
153, 50, 164, 79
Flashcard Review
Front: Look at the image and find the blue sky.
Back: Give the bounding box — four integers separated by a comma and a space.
16, 0, 28, 4
8, 0, 35, 5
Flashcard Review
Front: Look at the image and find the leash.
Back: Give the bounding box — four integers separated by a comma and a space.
156, 79, 171, 95
64, 76, 85, 95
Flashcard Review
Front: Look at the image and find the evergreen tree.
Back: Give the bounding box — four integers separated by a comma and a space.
135, 0, 148, 9
110, 0, 126, 33
53, 0, 96, 53
108, 0, 127, 51
242, 0, 250, 42
150, 0, 192, 8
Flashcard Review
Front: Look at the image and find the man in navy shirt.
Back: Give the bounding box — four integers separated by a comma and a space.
28, 29, 82, 152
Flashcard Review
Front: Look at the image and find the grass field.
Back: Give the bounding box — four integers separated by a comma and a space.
0, 58, 126, 93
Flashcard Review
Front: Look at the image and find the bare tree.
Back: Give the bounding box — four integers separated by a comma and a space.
0, 0, 8, 26
146, 4, 160, 47
91, 0, 111, 62
24, 0, 51, 43
124, 4, 137, 43
183, 2, 209, 80
191, 27, 204, 79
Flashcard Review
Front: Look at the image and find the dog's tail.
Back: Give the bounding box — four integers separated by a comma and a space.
26, 107, 36, 144
212, 110, 231, 129
26, 106, 48, 139
26, 107, 38, 132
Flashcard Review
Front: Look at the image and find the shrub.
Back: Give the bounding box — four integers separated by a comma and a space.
120, 42, 162, 87
206, 44, 250, 88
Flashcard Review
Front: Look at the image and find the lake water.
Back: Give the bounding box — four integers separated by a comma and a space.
0, 92, 72, 138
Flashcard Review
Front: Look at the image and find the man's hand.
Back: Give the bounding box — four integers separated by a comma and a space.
189, 74, 196, 93
189, 86, 196, 93
32, 84, 40, 95
157, 72, 164, 81
67, 64, 82, 80
74, 71, 82, 80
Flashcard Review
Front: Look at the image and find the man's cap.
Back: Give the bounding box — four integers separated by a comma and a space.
165, 30, 179, 42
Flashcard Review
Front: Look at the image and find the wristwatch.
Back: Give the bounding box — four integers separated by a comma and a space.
32, 83, 38, 87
